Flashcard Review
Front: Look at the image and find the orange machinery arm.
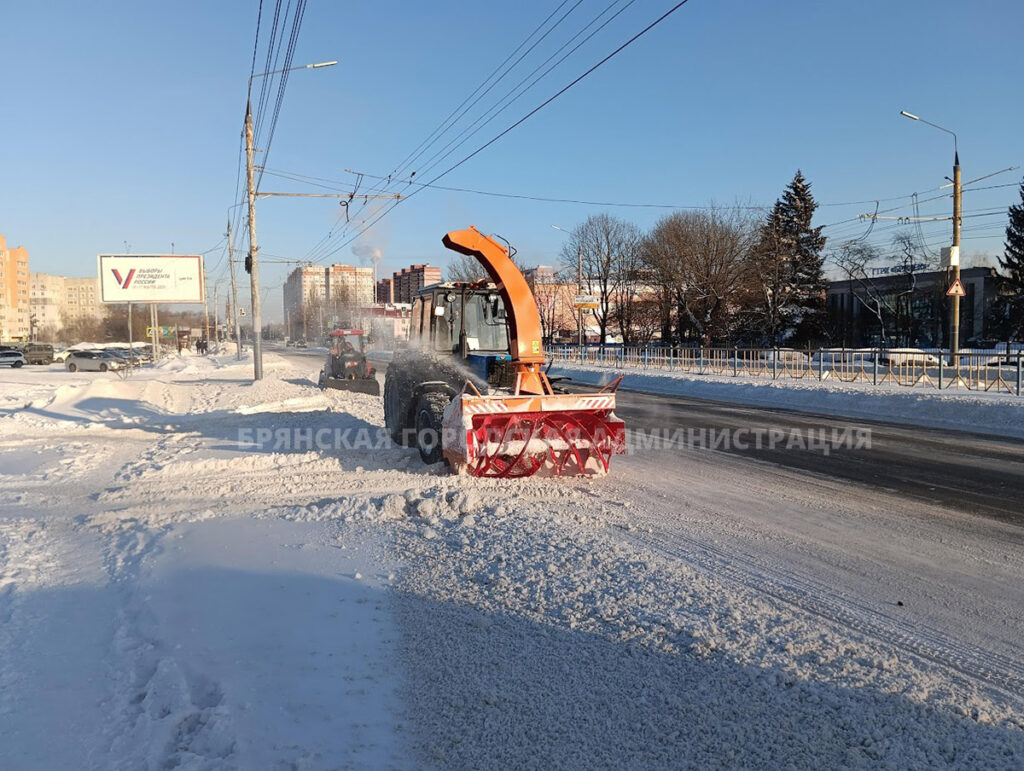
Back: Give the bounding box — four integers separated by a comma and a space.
442, 226, 550, 395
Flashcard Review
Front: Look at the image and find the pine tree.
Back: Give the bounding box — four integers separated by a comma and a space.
997, 180, 1024, 339
746, 171, 827, 345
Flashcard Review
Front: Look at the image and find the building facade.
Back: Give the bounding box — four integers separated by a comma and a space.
826, 266, 1000, 348
282, 266, 327, 341
325, 264, 374, 307
29, 272, 104, 340
392, 264, 442, 304
375, 277, 394, 304
0, 233, 31, 341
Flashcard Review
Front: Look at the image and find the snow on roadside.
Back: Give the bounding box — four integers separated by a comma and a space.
1, 352, 1022, 768
552, 362, 1024, 439
381, 483, 1024, 769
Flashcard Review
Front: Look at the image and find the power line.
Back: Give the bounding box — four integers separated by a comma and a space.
313, 1, 694, 263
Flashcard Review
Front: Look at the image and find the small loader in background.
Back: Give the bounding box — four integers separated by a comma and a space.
384, 226, 625, 478
318, 329, 380, 396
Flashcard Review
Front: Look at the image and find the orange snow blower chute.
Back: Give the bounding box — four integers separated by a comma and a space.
439, 226, 626, 477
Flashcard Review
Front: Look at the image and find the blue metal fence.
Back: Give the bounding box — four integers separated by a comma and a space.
547, 346, 1024, 396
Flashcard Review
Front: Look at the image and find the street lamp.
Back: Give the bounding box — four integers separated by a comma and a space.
900, 109, 962, 355
244, 59, 337, 380
551, 224, 584, 358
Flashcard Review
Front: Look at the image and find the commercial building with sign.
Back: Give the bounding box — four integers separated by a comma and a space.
826, 265, 1001, 347
0, 233, 31, 341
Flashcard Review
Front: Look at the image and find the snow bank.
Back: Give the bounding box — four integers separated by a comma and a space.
552, 363, 1024, 439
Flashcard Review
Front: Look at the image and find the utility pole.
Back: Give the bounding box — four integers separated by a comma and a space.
226, 219, 242, 360
577, 243, 584, 360
951, 151, 962, 355
202, 264, 211, 343
245, 100, 263, 379
213, 286, 219, 345
900, 110, 962, 354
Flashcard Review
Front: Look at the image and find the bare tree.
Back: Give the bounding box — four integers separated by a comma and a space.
642, 208, 758, 346
559, 214, 642, 347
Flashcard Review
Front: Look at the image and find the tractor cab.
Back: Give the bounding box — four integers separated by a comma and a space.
411, 282, 514, 388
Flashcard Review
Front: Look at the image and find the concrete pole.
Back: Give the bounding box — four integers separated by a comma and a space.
577, 244, 584, 361
150, 303, 158, 362
213, 285, 219, 346
952, 153, 962, 356
227, 219, 242, 359
245, 101, 263, 380
202, 265, 211, 343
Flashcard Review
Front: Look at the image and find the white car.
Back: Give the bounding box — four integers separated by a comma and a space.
65, 350, 125, 372
878, 348, 941, 366
0, 350, 27, 368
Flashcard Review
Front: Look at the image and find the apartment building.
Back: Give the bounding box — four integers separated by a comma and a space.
325, 264, 374, 307
0, 233, 31, 341
29, 272, 103, 337
392, 263, 441, 304
282, 265, 327, 341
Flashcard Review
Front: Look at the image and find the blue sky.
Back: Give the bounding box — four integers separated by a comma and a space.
2, 0, 1021, 321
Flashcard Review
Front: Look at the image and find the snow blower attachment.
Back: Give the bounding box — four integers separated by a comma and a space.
437, 226, 626, 477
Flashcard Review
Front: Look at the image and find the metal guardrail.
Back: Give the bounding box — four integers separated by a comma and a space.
548, 346, 1024, 396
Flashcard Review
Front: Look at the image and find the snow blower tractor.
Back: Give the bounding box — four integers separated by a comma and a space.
383, 226, 625, 477
317, 329, 380, 396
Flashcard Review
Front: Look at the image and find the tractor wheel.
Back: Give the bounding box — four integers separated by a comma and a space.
414, 392, 449, 466
383, 368, 411, 446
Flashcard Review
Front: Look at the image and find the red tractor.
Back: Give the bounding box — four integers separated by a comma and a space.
318, 329, 380, 396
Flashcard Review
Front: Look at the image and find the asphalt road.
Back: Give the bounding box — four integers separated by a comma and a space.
571, 383, 1024, 528
275, 346, 1024, 527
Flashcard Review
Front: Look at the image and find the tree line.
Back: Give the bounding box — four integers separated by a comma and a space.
555, 170, 829, 347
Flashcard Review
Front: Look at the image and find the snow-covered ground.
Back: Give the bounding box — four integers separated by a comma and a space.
551, 362, 1024, 440
1, 354, 1022, 769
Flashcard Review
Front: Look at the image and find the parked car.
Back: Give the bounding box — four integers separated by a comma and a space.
106, 348, 142, 366
19, 342, 54, 365
0, 350, 27, 368
877, 348, 941, 366
65, 350, 124, 372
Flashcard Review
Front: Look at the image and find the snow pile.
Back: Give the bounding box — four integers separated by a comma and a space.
1, 351, 1022, 768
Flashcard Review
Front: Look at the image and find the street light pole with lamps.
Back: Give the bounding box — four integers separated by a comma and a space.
244, 60, 337, 380
551, 224, 585, 359
900, 110, 962, 355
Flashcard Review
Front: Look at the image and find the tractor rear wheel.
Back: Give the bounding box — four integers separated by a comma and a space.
414, 392, 449, 465
383, 367, 411, 446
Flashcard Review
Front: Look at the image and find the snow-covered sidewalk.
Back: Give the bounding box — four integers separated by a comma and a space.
1, 354, 1022, 769
551, 361, 1024, 439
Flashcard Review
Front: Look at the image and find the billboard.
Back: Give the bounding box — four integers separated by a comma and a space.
98, 255, 205, 303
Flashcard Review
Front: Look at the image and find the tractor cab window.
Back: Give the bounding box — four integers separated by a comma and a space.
436, 292, 508, 353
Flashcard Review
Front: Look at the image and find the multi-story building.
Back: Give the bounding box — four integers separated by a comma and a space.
29, 273, 104, 339
325, 264, 374, 307
0, 233, 31, 341
375, 277, 394, 304
392, 263, 442, 304
283, 265, 327, 341
29, 272, 65, 332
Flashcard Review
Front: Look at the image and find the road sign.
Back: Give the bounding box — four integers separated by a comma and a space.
574, 294, 600, 310
146, 326, 173, 337
98, 255, 205, 303
946, 278, 966, 297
